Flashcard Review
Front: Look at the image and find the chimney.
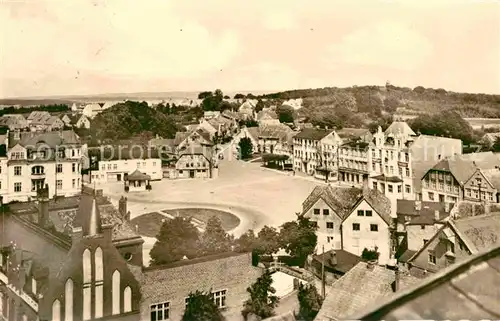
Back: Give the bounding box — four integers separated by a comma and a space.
394, 267, 400, 292
415, 200, 422, 211
37, 184, 50, 228
329, 251, 337, 266
118, 196, 128, 217
102, 223, 113, 242
434, 210, 440, 222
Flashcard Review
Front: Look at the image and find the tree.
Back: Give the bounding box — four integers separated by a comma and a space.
256, 226, 280, 255
149, 217, 201, 265
297, 283, 323, 321
413, 86, 426, 94
276, 105, 294, 123
198, 91, 213, 99
235, 229, 259, 253
234, 93, 245, 99
200, 216, 233, 255
255, 99, 265, 113
238, 137, 253, 159
383, 96, 400, 112
409, 110, 475, 144
492, 137, 500, 152
183, 290, 225, 321
242, 270, 279, 320
361, 247, 379, 261
278, 216, 317, 267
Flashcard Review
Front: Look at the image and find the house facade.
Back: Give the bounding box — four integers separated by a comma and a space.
136, 252, 263, 321
1, 130, 83, 203
407, 213, 500, 276
293, 128, 338, 176
420, 153, 500, 204
174, 148, 216, 179
341, 192, 394, 265
92, 158, 162, 183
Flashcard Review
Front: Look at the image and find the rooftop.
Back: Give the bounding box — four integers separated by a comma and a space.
294, 128, 333, 141
451, 213, 500, 253
314, 262, 420, 321
312, 249, 361, 274
302, 185, 362, 220
352, 245, 500, 320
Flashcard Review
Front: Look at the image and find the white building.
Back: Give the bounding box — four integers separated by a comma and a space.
90, 149, 163, 183
0, 129, 83, 203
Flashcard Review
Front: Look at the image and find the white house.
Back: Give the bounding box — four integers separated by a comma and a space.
301, 184, 394, 265
91, 153, 162, 184
1, 129, 83, 203
341, 189, 394, 265
82, 103, 104, 119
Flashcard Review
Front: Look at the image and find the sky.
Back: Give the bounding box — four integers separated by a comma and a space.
0, 0, 499, 98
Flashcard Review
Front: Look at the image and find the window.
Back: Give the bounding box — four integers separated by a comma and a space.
399, 167, 403, 176
72, 149, 75, 157
448, 242, 455, 254
14, 182, 22, 192
311, 221, 318, 228
398, 185, 402, 193
388, 185, 393, 193
113, 164, 118, 170
65, 279, 73, 321
52, 300, 61, 321
57, 180, 63, 190
327, 236, 334, 243
352, 223, 360, 231
112, 270, 121, 315
95, 247, 104, 318
150, 302, 170, 321
72, 179, 76, 188
14, 166, 22, 176
326, 222, 334, 229
428, 251, 437, 264
372, 182, 377, 190
212, 290, 227, 308
313, 208, 320, 215
370, 224, 378, 232
124, 287, 132, 313
365, 210, 372, 217
82, 249, 91, 320
57, 164, 63, 173
323, 209, 329, 215
357, 210, 364, 216
406, 168, 410, 177
428, 192, 434, 201
72, 163, 76, 172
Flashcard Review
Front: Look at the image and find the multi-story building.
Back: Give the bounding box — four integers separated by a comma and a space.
300, 184, 394, 264
338, 123, 415, 202
293, 128, 341, 177
173, 146, 217, 179
0, 129, 83, 203
89, 147, 163, 183
26, 111, 65, 132
420, 152, 500, 204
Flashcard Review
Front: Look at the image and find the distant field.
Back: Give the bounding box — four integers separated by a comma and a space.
394, 114, 500, 130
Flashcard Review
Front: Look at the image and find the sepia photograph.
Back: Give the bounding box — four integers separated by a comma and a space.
0, 0, 499, 320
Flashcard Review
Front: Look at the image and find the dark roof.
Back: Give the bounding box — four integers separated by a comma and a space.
336, 128, 371, 140
312, 249, 361, 274
89, 145, 163, 160
302, 185, 362, 220
371, 174, 403, 183
360, 188, 393, 225
397, 200, 451, 225
262, 312, 296, 321
73, 189, 102, 235
294, 128, 333, 141
384, 121, 416, 137
397, 200, 446, 216
398, 249, 417, 263
352, 245, 500, 320
314, 262, 420, 321
9, 130, 80, 148
125, 169, 151, 181
451, 213, 500, 253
